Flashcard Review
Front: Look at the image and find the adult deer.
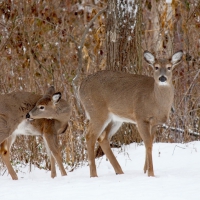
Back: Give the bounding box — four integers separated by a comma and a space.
0, 86, 71, 180
79, 50, 183, 177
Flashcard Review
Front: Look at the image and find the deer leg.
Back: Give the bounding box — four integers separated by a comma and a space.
98, 121, 123, 175
43, 137, 56, 178
86, 116, 111, 177
143, 151, 148, 174
0, 116, 10, 144
43, 133, 67, 178
0, 135, 18, 180
86, 126, 99, 177
143, 125, 157, 174
50, 154, 56, 177
137, 121, 154, 177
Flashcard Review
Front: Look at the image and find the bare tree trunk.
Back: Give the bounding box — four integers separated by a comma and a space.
150, 0, 175, 57
106, 0, 138, 72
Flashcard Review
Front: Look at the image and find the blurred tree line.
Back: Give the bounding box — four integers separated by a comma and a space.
0, 0, 199, 174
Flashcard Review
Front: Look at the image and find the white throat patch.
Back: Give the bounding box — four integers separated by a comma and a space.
158, 81, 170, 86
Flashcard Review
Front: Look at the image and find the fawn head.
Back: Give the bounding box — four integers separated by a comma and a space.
26, 86, 64, 120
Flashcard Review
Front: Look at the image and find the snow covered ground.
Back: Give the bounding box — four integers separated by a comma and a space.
2, 142, 200, 200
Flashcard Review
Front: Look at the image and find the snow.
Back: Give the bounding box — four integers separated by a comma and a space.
166, 0, 172, 3
2, 142, 200, 200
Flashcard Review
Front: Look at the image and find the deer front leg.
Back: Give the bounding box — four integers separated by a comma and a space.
50, 154, 56, 178
137, 121, 154, 177
143, 152, 148, 174
143, 125, 157, 174
43, 133, 67, 178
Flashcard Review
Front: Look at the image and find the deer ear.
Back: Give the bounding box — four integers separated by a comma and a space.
52, 92, 61, 104
46, 86, 55, 96
144, 51, 155, 66
171, 50, 183, 66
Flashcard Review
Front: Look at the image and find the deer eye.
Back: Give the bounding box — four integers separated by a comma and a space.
155, 67, 159, 70
39, 106, 45, 110
167, 67, 171, 70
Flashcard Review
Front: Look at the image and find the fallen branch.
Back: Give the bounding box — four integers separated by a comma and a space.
162, 124, 199, 137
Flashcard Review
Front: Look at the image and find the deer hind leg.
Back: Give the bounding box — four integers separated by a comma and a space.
43, 133, 67, 178
137, 121, 154, 177
86, 116, 111, 177
98, 121, 124, 175
0, 116, 10, 144
0, 135, 18, 180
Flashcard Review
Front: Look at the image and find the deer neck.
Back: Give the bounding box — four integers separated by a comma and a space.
54, 104, 70, 134
52, 115, 68, 135
153, 81, 174, 105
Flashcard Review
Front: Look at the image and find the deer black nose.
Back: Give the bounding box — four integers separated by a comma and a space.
26, 113, 30, 119
159, 76, 167, 82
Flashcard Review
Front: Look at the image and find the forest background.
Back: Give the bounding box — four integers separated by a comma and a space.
0, 0, 199, 173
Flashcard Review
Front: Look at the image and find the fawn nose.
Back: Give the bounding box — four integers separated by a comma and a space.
159, 76, 167, 82
26, 113, 30, 119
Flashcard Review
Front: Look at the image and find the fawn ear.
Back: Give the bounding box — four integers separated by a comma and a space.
144, 51, 155, 66
52, 92, 61, 104
171, 50, 183, 67
46, 86, 55, 96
